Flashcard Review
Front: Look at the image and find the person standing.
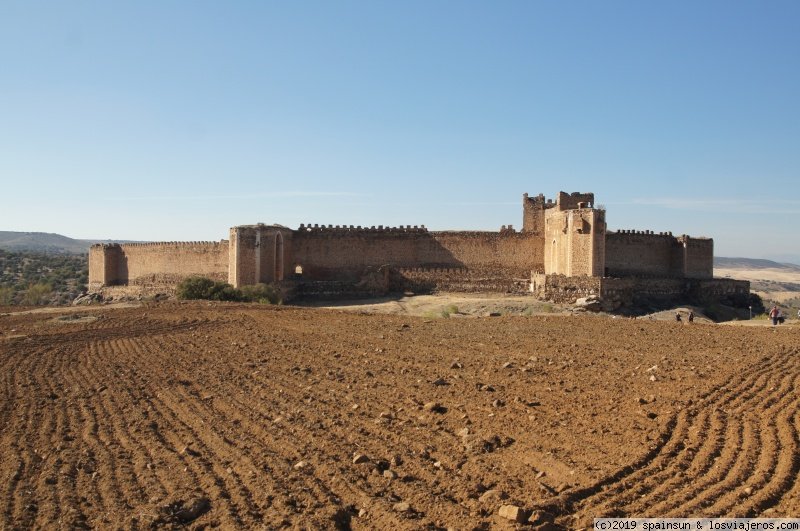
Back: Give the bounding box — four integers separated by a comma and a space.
769, 306, 780, 326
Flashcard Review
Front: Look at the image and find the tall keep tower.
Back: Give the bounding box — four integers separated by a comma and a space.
542, 192, 606, 277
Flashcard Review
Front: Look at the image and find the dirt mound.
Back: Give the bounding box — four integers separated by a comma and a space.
1, 301, 798, 528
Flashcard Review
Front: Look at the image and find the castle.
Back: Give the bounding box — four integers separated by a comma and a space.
88, 191, 749, 308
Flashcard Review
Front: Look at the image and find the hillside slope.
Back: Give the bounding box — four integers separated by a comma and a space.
0, 231, 91, 254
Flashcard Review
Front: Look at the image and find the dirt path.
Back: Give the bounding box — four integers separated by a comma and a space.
1, 301, 798, 529
307, 293, 564, 318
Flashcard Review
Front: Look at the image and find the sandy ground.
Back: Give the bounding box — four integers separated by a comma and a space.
1, 300, 799, 529
716, 267, 800, 305
306, 293, 563, 318
715, 267, 800, 284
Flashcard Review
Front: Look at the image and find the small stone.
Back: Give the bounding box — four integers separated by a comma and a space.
535, 470, 546, 479
502, 362, 514, 369
379, 411, 393, 419
433, 461, 442, 468
352, 453, 369, 464
383, 469, 397, 479
432, 378, 449, 386
294, 461, 308, 470
358, 508, 367, 517
498, 504, 530, 523
649, 374, 657, 382
478, 489, 502, 503
637, 397, 648, 405
457, 427, 470, 437
390, 455, 403, 466
491, 399, 505, 408
646, 412, 658, 419
450, 361, 463, 369
743, 487, 753, 496
393, 502, 411, 513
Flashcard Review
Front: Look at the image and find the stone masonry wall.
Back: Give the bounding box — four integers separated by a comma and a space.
93, 242, 229, 289
522, 193, 554, 234
290, 227, 544, 281
88, 245, 116, 290
543, 208, 605, 277
393, 267, 530, 294
605, 231, 680, 277
229, 226, 293, 287
532, 274, 602, 303
681, 236, 713, 279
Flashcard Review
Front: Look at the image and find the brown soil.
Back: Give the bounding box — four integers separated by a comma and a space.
1, 300, 799, 529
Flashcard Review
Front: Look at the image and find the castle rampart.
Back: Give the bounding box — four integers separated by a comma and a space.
87, 190, 745, 310
605, 231, 712, 279
278, 228, 543, 283
88, 241, 228, 291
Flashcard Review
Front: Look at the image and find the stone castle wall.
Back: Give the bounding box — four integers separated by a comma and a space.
531, 273, 602, 303
89, 242, 228, 290
86, 191, 730, 305
605, 231, 679, 277
682, 236, 713, 279
605, 231, 713, 279
532, 273, 748, 305
289, 227, 544, 281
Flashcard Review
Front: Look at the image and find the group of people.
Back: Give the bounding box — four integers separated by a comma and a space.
767, 305, 799, 326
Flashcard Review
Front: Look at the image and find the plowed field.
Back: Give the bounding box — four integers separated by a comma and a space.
1, 302, 799, 529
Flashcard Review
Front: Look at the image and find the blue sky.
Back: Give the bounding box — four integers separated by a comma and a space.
1, 1, 798, 261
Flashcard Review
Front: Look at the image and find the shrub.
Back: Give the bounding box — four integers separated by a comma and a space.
176, 277, 280, 304
207, 282, 243, 302
176, 277, 217, 300
0, 286, 15, 306
240, 283, 281, 304
21, 282, 52, 306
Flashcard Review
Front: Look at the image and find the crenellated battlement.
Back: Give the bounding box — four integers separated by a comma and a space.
92, 241, 227, 249
297, 224, 428, 233
613, 229, 674, 237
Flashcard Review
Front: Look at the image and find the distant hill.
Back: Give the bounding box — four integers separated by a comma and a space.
714, 257, 800, 272
0, 231, 142, 254
0, 231, 92, 254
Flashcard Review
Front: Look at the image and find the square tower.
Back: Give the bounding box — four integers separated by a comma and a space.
543, 193, 605, 277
